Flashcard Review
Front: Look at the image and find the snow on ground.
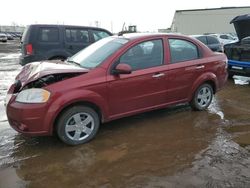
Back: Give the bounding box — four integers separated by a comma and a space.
0, 53, 21, 122
233, 75, 250, 85
0, 53, 21, 60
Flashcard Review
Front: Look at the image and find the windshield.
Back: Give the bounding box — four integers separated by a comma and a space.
68, 37, 128, 69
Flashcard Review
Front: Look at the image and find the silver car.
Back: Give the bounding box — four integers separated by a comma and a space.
0, 33, 7, 42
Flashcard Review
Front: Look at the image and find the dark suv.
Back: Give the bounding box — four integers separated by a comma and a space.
20, 24, 112, 65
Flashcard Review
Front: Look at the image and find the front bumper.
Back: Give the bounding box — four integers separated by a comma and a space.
6, 97, 53, 136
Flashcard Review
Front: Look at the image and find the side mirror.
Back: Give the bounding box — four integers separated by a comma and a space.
112, 63, 132, 75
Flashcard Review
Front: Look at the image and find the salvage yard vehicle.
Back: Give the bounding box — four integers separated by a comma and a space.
19, 24, 112, 66
0, 33, 7, 42
224, 14, 250, 77
6, 33, 228, 145
209, 33, 238, 46
5, 33, 14, 40
191, 35, 223, 52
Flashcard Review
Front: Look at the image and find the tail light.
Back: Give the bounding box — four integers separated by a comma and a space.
25, 44, 33, 55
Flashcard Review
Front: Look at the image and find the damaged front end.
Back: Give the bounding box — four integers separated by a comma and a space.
5, 61, 88, 106
224, 14, 250, 76
23, 73, 81, 89
5, 72, 82, 107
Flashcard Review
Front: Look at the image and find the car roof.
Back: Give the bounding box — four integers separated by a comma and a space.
118, 33, 190, 40
28, 24, 112, 33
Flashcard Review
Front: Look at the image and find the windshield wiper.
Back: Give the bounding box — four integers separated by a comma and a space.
66, 60, 81, 66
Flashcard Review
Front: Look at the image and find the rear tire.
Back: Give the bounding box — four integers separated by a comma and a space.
191, 83, 213, 111
56, 106, 100, 145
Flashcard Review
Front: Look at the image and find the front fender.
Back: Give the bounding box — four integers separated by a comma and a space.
188, 72, 218, 101
44, 89, 109, 134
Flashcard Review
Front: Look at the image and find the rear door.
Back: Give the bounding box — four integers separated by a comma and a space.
64, 27, 91, 55
166, 38, 204, 103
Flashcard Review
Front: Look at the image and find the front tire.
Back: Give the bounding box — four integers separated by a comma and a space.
191, 83, 213, 111
56, 106, 100, 145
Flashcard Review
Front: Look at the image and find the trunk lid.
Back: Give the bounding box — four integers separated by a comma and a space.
231, 14, 250, 41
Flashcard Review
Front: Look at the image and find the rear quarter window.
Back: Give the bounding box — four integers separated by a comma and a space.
92, 30, 111, 42
38, 27, 59, 42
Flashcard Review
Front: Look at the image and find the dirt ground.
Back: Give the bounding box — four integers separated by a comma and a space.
0, 40, 250, 188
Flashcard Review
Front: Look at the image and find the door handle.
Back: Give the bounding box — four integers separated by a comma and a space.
196, 65, 205, 69
152, 73, 165, 78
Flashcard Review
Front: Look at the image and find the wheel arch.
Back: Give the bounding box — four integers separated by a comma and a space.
53, 100, 103, 135
204, 80, 216, 94
188, 73, 218, 102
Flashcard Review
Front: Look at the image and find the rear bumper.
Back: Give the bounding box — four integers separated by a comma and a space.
228, 59, 250, 76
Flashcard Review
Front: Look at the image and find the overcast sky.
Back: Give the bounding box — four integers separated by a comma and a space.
0, 0, 250, 32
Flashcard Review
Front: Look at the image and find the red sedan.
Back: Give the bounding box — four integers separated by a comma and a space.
6, 33, 228, 145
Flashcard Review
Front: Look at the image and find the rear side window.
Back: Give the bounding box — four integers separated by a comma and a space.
92, 30, 111, 42
169, 39, 199, 63
38, 27, 59, 42
65, 29, 89, 43
207, 36, 219, 45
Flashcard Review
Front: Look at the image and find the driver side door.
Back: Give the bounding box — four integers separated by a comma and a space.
106, 39, 168, 119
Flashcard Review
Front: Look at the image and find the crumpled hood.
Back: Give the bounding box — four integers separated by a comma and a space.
16, 60, 89, 86
231, 14, 250, 41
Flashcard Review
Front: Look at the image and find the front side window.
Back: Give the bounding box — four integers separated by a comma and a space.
119, 39, 163, 71
169, 39, 199, 63
38, 28, 59, 42
65, 29, 89, 43
92, 30, 111, 42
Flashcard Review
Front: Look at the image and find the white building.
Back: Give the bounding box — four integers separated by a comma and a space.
171, 6, 250, 35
